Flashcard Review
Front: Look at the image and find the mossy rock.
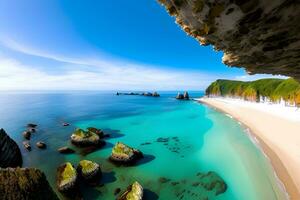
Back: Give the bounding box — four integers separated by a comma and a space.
110, 142, 143, 164
56, 162, 78, 194
71, 128, 101, 147
77, 160, 101, 183
118, 181, 143, 200
87, 127, 104, 138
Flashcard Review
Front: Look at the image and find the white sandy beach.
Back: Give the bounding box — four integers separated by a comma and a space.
197, 97, 300, 200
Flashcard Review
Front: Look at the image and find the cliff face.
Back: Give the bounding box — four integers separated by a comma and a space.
0, 168, 59, 200
0, 128, 22, 168
158, 0, 300, 80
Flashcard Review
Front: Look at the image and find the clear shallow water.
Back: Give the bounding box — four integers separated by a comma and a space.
0, 91, 286, 200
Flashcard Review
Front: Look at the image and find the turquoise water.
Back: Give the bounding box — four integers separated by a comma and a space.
0, 91, 286, 199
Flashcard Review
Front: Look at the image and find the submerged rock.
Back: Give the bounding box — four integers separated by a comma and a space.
0, 167, 59, 200
118, 181, 143, 200
0, 129, 22, 168
58, 146, 75, 154
197, 171, 227, 195
36, 141, 46, 149
71, 128, 104, 147
109, 142, 143, 164
77, 160, 101, 183
56, 162, 78, 194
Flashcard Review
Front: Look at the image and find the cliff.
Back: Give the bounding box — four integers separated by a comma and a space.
205, 78, 300, 105
157, 0, 300, 80
0, 128, 22, 168
0, 168, 59, 200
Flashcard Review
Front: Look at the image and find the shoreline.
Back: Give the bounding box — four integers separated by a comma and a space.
196, 97, 300, 200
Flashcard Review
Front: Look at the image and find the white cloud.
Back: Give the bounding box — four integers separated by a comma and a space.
234, 74, 288, 81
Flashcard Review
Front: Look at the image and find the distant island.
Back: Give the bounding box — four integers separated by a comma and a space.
116, 92, 160, 97
206, 78, 300, 106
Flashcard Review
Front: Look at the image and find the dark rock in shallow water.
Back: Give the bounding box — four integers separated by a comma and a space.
109, 142, 143, 165
197, 171, 227, 195
77, 160, 101, 184
158, 177, 171, 183
23, 130, 31, 140
56, 162, 79, 196
27, 123, 37, 128
58, 146, 75, 154
36, 141, 46, 149
23, 141, 31, 151
0, 167, 59, 200
0, 129, 22, 168
118, 181, 143, 200
114, 188, 121, 195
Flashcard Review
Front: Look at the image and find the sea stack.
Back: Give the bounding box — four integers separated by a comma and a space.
77, 160, 102, 183
56, 162, 78, 195
109, 142, 143, 165
87, 127, 104, 138
183, 91, 189, 100
118, 181, 143, 200
70, 128, 104, 147
0, 129, 22, 168
153, 92, 160, 97
176, 92, 184, 100
0, 168, 59, 200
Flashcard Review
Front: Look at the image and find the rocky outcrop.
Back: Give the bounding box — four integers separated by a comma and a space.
153, 91, 160, 97
0, 167, 59, 200
110, 142, 143, 165
23, 130, 31, 140
87, 127, 104, 138
0, 129, 22, 168
77, 160, 101, 183
176, 92, 184, 99
36, 141, 46, 149
176, 91, 190, 100
158, 0, 300, 80
71, 128, 104, 147
118, 181, 143, 200
183, 91, 190, 99
56, 162, 78, 194
58, 146, 75, 154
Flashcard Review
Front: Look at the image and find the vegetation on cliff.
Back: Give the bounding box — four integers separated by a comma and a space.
206, 78, 300, 105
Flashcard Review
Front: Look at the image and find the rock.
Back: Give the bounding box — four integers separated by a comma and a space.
109, 142, 143, 165
56, 162, 78, 195
27, 123, 37, 128
157, 0, 300, 80
77, 160, 101, 183
183, 91, 189, 100
87, 127, 104, 138
176, 92, 184, 100
23, 141, 31, 151
36, 141, 46, 149
23, 130, 31, 140
158, 177, 171, 183
0, 167, 59, 200
71, 128, 104, 147
114, 188, 121, 195
143, 92, 153, 96
197, 171, 227, 195
62, 122, 70, 126
58, 146, 75, 154
153, 92, 160, 97
0, 129, 22, 168
118, 181, 143, 200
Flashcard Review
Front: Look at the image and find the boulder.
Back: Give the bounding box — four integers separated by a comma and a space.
87, 127, 104, 138
71, 128, 104, 147
23, 130, 31, 140
23, 141, 31, 151
58, 146, 75, 154
36, 141, 46, 149
176, 92, 184, 100
62, 122, 70, 126
0, 129, 22, 168
0, 168, 59, 200
118, 181, 143, 200
109, 142, 143, 165
77, 160, 101, 183
56, 162, 78, 194
183, 91, 190, 100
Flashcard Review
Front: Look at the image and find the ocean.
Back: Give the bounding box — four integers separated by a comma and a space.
0, 91, 286, 199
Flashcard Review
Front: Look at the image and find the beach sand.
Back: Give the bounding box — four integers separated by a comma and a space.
197, 97, 300, 200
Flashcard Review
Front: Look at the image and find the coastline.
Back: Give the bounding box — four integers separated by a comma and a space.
196, 97, 300, 200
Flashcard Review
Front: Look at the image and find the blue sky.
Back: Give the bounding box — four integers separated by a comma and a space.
0, 0, 282, 90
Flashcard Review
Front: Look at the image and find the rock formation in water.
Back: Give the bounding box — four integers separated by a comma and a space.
58, 146, 75, 154
36, 141, 47, 149
87, 127, 104, 138
176, 92, 184, 99
77, 160, 102, 183
56, 162, 78, 195
0, 129, 22, 168
71, 128, 105, 147
183, 91, 190, 99
0, 167, 59, 200
176, 91, 190, 100
157, 0, 300, 80
118, 181, 143, 200
110, 142, 143, 165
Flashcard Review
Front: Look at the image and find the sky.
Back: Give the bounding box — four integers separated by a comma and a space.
0, 0, 284, 91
